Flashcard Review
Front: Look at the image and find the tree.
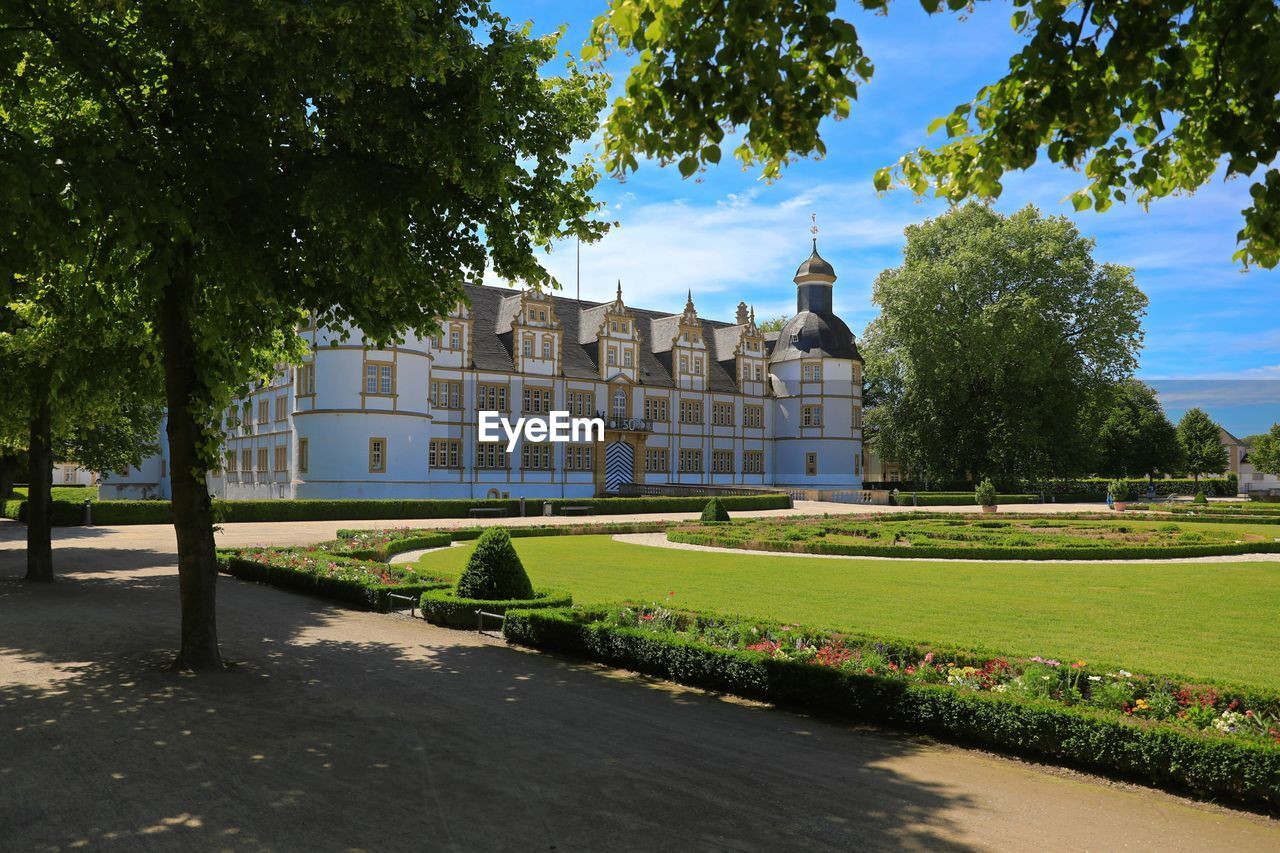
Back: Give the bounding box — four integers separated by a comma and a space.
3, 2, 607, 668
1246, 424, 1280, 478
0, 260, 163, 582
862, 203, 1146, 483
1176, 408, 1228, 483
755, 315, 789, 333
587, 1, 1280, 266
1094, 379, 1182, 481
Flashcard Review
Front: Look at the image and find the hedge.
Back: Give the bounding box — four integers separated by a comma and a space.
331, 532, 453, 561
502, 608, 1280, 810
219, 555, 450, 611
665, 529, 1280, 561
889, 492, 1039, 507
3, 493, 790, 526
420, 588, 572, 629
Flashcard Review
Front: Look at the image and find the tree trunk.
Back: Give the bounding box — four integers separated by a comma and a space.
158, 244, 223, 670
25, 379, 54, 582
0, 453, 20, 502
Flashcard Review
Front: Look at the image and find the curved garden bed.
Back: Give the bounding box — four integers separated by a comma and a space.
666, 513, 1280, 560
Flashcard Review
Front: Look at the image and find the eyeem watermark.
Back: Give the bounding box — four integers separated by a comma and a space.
478, 411, 604, 452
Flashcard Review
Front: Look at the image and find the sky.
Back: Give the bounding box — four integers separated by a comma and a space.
490, 0, 1280, 436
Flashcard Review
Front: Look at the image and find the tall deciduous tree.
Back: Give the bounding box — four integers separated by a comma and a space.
1248, 424, 1280, 479
863, 203, 1146, 483
1176, 407, 1229, 483
3, 1, 607, 668
1094, 379, 1183, 481
588, 0, 1280, 266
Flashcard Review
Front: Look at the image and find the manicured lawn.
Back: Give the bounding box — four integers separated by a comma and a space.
417, 533, 1280, 689
10, 486, 98, 502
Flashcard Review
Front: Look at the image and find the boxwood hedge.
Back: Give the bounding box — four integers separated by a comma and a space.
503, 608, 1280, 810
219, 555, 451, 612
420, 588, 573, 629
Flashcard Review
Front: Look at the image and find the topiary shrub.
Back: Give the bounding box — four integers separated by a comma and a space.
1193, 490, 1208, 504
454, 528, 533, 600
1108, 479, 1133, 502
700, 497, 730, 522
974, 478, 997, 508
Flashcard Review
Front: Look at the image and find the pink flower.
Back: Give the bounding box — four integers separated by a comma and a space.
923, 652, 934, 664
640, 614, 654, 621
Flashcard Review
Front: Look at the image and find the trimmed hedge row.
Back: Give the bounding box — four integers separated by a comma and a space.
3, 493, 790, 526
219, 555, 450, 611
502, 608, 1280, 810
420, 588, 572, 629
333, 532, 453, 561
890, 492, 1039, 507
665, 529, 1280, 561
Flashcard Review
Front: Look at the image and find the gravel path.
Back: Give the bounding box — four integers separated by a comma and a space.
611, 532, 1280, 564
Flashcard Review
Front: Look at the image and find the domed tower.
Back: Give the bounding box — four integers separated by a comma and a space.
768, 238, 864, 489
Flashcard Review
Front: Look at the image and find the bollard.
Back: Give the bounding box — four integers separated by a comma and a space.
83, 498, 93, 527
543, 502, 552, 517
519, 497, 526, 517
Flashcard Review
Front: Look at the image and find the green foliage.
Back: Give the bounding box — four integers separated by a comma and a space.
863, 204, 1146, 484
891, 492, 1040, 507
218, 550, 451, 612
1108, 479, 1133, 502
700, 497, 730, 522
1177, 408, 1229, 480
504, 608, 1280, 810
974, 478, 997, 507
455, 529, 534, 601
1249, 424, 1280, 477
1095, 380, 1183, 479
419, 588, 572, 629
1193, 491, 1208, 505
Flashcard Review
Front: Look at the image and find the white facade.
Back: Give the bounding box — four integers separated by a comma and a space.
102, 246, 865, 500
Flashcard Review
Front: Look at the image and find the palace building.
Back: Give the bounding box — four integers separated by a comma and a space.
101, 243, 865, 500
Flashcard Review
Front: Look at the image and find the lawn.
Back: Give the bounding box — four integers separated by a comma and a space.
416, 534, 1280, 690
10, 486, 98, 502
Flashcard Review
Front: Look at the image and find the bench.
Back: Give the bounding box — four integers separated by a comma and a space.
468, 507, 507, 518
560, 505, 593, 516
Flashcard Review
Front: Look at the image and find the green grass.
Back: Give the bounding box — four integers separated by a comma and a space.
417, 533, 1280, 689
10, 486, 98, 502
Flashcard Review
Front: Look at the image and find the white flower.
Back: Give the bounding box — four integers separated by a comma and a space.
1088, 675, 1101, 682
1118, 670, 1132, 678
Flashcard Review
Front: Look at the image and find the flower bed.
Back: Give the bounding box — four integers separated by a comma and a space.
666, 513, 1280, 560
322, 529, 453, 561
503, 605, 1280, 810
218, 547, 451, 611
419, 588, 572, 629
334, 519, 671, 544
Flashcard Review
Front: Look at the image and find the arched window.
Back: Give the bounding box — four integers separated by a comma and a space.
612, 388, 627, 420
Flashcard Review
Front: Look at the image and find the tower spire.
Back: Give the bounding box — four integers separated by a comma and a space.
810, 212, 819, 251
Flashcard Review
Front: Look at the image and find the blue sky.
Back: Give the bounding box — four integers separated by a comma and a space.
491, 1, 1280, 435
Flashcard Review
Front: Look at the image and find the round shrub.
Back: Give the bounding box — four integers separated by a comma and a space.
974, 478, 997, 507
1193, 490, 1208, 504
701, 497, 731, 522
455, 527, 534, 600
1108, 479, 1133, 502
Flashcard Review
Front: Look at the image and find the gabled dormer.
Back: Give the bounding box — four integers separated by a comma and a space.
509, 289, 562, 376
671, 290, 707, 389
592, 281, 641, 382
735, 306, 768, 391
431, 300, 473, 367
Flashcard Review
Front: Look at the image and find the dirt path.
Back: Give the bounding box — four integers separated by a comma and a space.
611, 531, 1280, 565
0, 522, 1276, 851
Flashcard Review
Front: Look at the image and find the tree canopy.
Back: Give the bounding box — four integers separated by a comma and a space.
2, 0, 609, 666
589, 0, 1280, 266
862, 203, 1146, 483
1094, 379, 1182, 480
1246, 423, 1280, 478
1175, 407, 1229, 481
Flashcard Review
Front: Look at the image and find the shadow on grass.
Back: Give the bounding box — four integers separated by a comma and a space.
0, 560, 980, 851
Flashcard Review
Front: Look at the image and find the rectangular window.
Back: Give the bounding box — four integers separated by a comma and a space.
711, 402, 735, 427
744, 450, 764, 474
645, 447, 669, 473
678, 448, 703, 474
542, 338, 552, 359
712, 449, 734, 474
623, 348, 633, 367
477, 384, 508, 412
693, 357, 703, 376
297, 363, 316, 396
521, 442, 552, 470
567, 390, 595, 417
428, 439, 461, 469
364, 361, 395, 396
275, 396, 287, 421
369, 438, 387, 473
565, 444, 593, 471
257, 447, 269, 472
430, 380, 463, 410
806, 452, 818, 477
607, 347, 616, 366
522, 386, 552, 414
274, 445, 288, 471
802, 363, 823, 382
802, 405, 823, 427
644, 396, 669, 422
744, 405, 764, 429
679, 354, 688, 374
476, 441, 507, 470
678, 399, 702, 425
298, 438, 309, 473
242, 449, 253, 473
449, 328, 461, 350
225, 451, 237, 473
852, 405, 863, 430
522, 336, 533, 358
258, 399, 270, 424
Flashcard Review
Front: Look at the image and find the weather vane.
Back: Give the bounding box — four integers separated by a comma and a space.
810, 212, 819, 247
